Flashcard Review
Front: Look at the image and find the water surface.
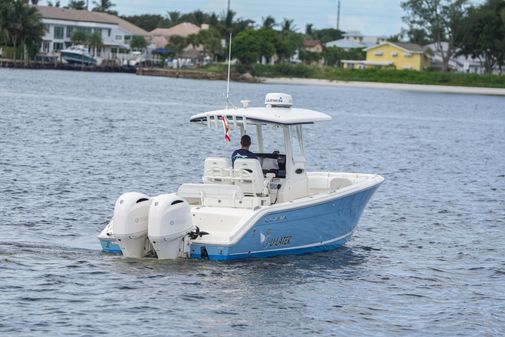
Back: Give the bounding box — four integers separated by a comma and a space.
0, 69, 504, 336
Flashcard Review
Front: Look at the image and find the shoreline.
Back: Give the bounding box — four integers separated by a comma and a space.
260, 77, 505, 96
2, 64, 504, 95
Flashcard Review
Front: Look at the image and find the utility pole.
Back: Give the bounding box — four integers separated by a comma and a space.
337, 0, 341, 30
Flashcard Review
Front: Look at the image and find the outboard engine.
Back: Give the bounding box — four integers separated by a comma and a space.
148, 194, 194, 259
112, 192, 152, 258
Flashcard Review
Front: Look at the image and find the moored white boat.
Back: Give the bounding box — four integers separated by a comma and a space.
60, 45, 97, 66
99, 93, 384, 261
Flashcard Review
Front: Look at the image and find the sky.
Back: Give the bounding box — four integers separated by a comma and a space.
115, 0, 406, 36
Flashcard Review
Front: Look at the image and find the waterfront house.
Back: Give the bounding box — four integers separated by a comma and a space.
426, 42, 485, 74
342, 42, 431, 71
326, 31, 387, 50
303, 40, 323, 53
149, 23, 202, 49
36, 6, 149, 62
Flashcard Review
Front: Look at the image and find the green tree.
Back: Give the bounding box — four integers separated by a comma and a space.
232, 28, 276, 66
281, 18, 296, 33
323, 47, 365, 67
166, 11, 182, 27
275, 31, 303, 63
166, 35, 187, 57
232, 28, 261, 66
456, 0, 505, 73
299, 50, 321, 65
0, 0, 44, 61
311, 28, 343, 43
188, 27, 222, 61
406, 27, 430, 45
71, 30, 88, 44
184, 10, 207, 26
47, 1, 61, 7
92, 0, 116, 14
261, 16, 276, 29
87, 32, 103, 56
130, 35, 147, 51
402, 0, 469, 72
305, 23, 313, 36
66, 0, 86, 10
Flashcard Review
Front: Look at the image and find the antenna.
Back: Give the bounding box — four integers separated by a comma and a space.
225, 33, 233, 109
337, 0, 341, 30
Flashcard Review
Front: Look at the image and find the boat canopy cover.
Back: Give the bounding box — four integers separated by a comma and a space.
190, 107, 332, 126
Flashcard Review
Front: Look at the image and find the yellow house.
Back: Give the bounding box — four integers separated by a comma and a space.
342, 42, 431, 71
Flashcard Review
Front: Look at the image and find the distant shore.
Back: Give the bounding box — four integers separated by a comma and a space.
260, 77, 505, 96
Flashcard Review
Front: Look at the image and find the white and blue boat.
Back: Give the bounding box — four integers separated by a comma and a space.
98, 93, 384, 261
60, 45, 97, 66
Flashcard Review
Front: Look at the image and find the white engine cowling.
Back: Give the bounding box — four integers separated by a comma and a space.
148, 194, 194, 259
112, 192, 152, 258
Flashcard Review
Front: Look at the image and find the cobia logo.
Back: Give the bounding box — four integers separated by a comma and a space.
260, 229, 293, 248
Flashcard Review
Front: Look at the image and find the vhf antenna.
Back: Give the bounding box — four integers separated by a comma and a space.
226, 33, 233, 109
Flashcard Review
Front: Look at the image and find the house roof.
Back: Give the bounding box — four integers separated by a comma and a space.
303, 40, 321, 48
366, 41, 425, 53
151, 35, 168, 49
326, 39, 373, 49
36, 5, 112, 24
36, 6, 147, 36
150, 22, 201, 38
95, 12, 148, 36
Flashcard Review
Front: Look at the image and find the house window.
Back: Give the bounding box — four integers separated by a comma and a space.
93, 28, 102, 36
53, 42, 64, 51
108, 29, 111, 37
391, 52, 398, 57
115, 35, 122, 40
124, 35, 131, 41
43, 24, 50, 33
42, 40, 50, 53
54, 26, 64, 40
374, 51, 383, 56
405, 53, 412, 58
66, 26, 74, 38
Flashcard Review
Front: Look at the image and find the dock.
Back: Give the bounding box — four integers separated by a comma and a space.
0, 59, 136, 73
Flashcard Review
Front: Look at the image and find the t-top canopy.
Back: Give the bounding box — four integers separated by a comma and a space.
190, 107, 332, 126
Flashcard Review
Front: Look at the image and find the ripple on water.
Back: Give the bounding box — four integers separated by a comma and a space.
0, 69, 504, 336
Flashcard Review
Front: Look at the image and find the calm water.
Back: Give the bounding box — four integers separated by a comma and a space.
0, 68, 504, 336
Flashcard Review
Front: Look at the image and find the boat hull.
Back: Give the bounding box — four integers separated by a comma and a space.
189, 182, 381, 261
61, 51, 96, 65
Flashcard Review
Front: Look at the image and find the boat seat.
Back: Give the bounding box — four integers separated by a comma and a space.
177, 183, 243, 207
329, 178, 353, 192
203, 157, 232, 184
233, 158, 267, 196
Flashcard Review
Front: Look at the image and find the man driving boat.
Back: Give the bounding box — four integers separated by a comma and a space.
231, 135, 258, 166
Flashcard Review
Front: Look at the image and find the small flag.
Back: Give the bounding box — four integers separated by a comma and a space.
221, 116, 231, 142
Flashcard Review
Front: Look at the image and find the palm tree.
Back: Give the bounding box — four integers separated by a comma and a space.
70, 30, 87, 44
166, 35, 187, 58
261, 16, 276, 29
20, 3, 44, 62
67, 0, 87, 10
186, 10, 206, 26
0, 0, 44, 61
92, 0, 115, 13
87, 32, 103, 56
166, 11, 181, 27
129, 36, 147, 51
281, 18, 296, 33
